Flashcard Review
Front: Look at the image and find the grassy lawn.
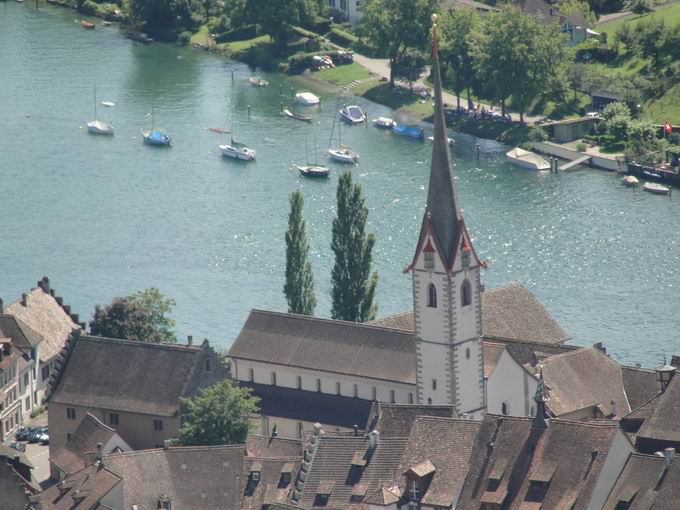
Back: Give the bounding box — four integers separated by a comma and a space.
646, 84, 680, 124
360, 83, 434, 119
225, 35, 270, 51
315, 62, 373, 86
597, 2, 680, 35
190, 25, 211, 46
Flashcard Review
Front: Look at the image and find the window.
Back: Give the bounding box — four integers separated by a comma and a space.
408, 393, 414, 404
353, 384, 358, 398
297, 375, 302, 390
298, 422, 304, 439
248, 368, 254, 382
67, 433, 72, 441
372, 387, 377, 400
501, 402, 509, 416
432, 379, 437, 390
340, 0, 346, 11
205, 358, 210, 372
41, 363, 50, 381
525, 481, 550, 502
24, 372, 29, 388
530, 406, 536, 417
316, 378, 322, 392
408, 480, 420, 501
109, 413, 119, 426
67, 407, 76, 420
427, 397, 432, 405
424, 252, 435, 271
390, 390, 395, 403
271, 372, 277, 386
154, 419, 164, 431
25, 396, 30, 410
427, 284, 437, 308
158, 500, 172, 510
336, 381, 341, 396
328, 0, 335, 6
461, 279, 472, 306
466, 347, 471, 360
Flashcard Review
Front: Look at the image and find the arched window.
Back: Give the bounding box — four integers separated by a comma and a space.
353, 384, 358, 398
336, 381, 341, 396
296, 375, 302, 390
271, 372, 277, 386
408, 393, 414, 404
390, 390, 395, 403
316, 378, 322, 392
248, 368, 254, 382
427, 284, 437, 308
461, 279, 472, 306
466, 347, 471, 360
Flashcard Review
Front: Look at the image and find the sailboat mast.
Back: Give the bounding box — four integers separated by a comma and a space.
313, 124, 319, 166
230, 81, 235, 146
305, 125, 309, 166
93, 82, 97, 121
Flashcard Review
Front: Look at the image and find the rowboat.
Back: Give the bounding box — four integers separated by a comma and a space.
282, 109, 312, 123
642, 182, 670, 195
506, 147, 550, 171
621, 175, 639, 187
249, 77, 269, 87
208, 127, 230, 134
372, 117, 395, 129
82, 20, 95, 29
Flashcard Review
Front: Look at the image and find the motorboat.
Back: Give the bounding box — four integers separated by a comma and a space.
393, 124, 424, 140
642, 182, 670, 195
101, 101, 115, 107
621, 175, 639, 187
250, 77, 269, 87
282, 108, 312, 123
87, 120, 114, 135
87, 83, 114, 135
142, 129, 171, 146
220, 143, 256, 161
339, 105, 366, 124
427, 135, 454, 146
295, 92, 320, 106
82, 20, 95, 29
506, 147, 550, 171
328, 147, 359, 164
295, 165, 330, 178
372, 117, 395, 129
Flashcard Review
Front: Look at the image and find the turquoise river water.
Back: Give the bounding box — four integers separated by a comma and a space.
1, 4, 679, 366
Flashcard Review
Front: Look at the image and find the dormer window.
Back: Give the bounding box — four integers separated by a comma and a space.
158, 496, 171, 510
250, 461, 262, 483
427, 284, 437, 308
408, 479, 421, 501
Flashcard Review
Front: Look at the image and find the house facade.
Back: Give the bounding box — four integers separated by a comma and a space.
327, 0, 362, 24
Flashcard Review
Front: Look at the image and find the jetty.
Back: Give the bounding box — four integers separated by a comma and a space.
559, 154, 591, 172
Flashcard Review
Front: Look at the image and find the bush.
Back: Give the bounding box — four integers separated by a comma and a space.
287, 52, 313, 74
30, 405, 45, 419
329, 27, 358, 47
576, 142, 588, 152
178, 31, 191, 45
214, 25, 258, 43
529, 126, 549, 142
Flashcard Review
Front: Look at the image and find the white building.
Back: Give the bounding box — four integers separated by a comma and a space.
328, 0, 362, 24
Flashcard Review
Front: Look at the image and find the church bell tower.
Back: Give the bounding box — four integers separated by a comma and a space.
408, 14, 486, 417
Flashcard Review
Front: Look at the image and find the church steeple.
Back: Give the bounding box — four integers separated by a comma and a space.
423, 13, 462, 269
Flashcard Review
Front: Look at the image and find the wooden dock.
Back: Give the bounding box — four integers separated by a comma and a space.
559, 155, 591, 172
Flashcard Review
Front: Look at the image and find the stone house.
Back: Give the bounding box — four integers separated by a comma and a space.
46, 333, 228, 456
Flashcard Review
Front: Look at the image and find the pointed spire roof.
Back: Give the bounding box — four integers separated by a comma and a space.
425, 14, 462, 268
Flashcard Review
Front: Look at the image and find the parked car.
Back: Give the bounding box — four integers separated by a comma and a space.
9, 442, 26, 453
28, 427, 47, 444
39, 431, 49, 445
14, 426, 32, 441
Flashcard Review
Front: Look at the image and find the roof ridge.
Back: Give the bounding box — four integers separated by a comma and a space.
483, 282, 522, 294
246, 456, 301, 461
550, 418, 618, 429
621, 364, 656, 373
80, 334, 198, 351
540, 345, 603, 363
248, 434, 302, 443
103, 444, 245, 458
249, 309, 414, 336
82, 412, 116, 433
413, 416, 479, 425
484, 335, 577, 349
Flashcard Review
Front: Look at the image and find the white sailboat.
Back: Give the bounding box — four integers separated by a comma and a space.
220, 79, 256, 161
327, 108, 359, 164
296, 125, 330, 178
87, 82, 114, 135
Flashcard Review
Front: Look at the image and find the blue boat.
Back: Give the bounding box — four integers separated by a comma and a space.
393, 124, 424, 140
142, 129, 171, 146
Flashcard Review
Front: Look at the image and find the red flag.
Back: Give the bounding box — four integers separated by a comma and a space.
664, 121, 673, 134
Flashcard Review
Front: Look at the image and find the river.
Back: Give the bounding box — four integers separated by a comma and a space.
1, 3, 679, 366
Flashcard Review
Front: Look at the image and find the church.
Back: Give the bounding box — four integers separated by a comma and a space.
227, 30, 646, 439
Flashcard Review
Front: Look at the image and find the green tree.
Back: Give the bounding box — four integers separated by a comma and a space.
179, 380, 260, 446
634, 18, 668, 67
556, 0, 597, 26
439, 7, 482, 110
392, 51, 427, 92
245, 0, 320, 44
627, 0, 652, 14
330, 171, 378, 322
357, 0, 432, 87
615, 22, 637, 54
601, 101, 632, 140
90, 288, 177, 343
284, 190, 317, 316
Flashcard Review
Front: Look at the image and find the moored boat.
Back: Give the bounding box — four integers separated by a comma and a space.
372, 117, 395, 129
82, 20, 95, 29
282, 108, 312, 123
220, 143, 256, 161
142, 129, 171, 146
101, 101, 115, 107
427, 135, 454, 146
393, 124, 425, 140
249, 77, 269, 87
295, 164, 330, 178
506, 147, 550, 171
339, 105, 366, 124
295, 92, 320, 106
87, 83, 114, 135
328, 147, 359, 164
642, 182, 670, 195
208, 127, 230, 134
621, 175, 639, 187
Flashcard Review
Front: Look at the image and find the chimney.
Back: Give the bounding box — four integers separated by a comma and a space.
353, 424, 359, 436
41, 276, 50, 293
610, 400, 617, 418
21, 293, 27, 307
664, 448, 675, 468
272, 424, 278, 438
368, 430, 380, 449
187, 335, 193, 346
635, 363, 642, 368
163, 439, 172, 450
96, 443, 103, 462
0, 298, 3, 314
594, 342, 606, 355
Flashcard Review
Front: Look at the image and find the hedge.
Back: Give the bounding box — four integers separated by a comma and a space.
214, 25, 258, 43
329, 27, 358, 47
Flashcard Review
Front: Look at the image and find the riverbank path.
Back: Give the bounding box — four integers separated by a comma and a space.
351, 53, 545, 125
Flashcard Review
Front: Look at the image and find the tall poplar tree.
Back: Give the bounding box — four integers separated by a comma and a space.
331, 171, 378, 322
284, 189, 316, 316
